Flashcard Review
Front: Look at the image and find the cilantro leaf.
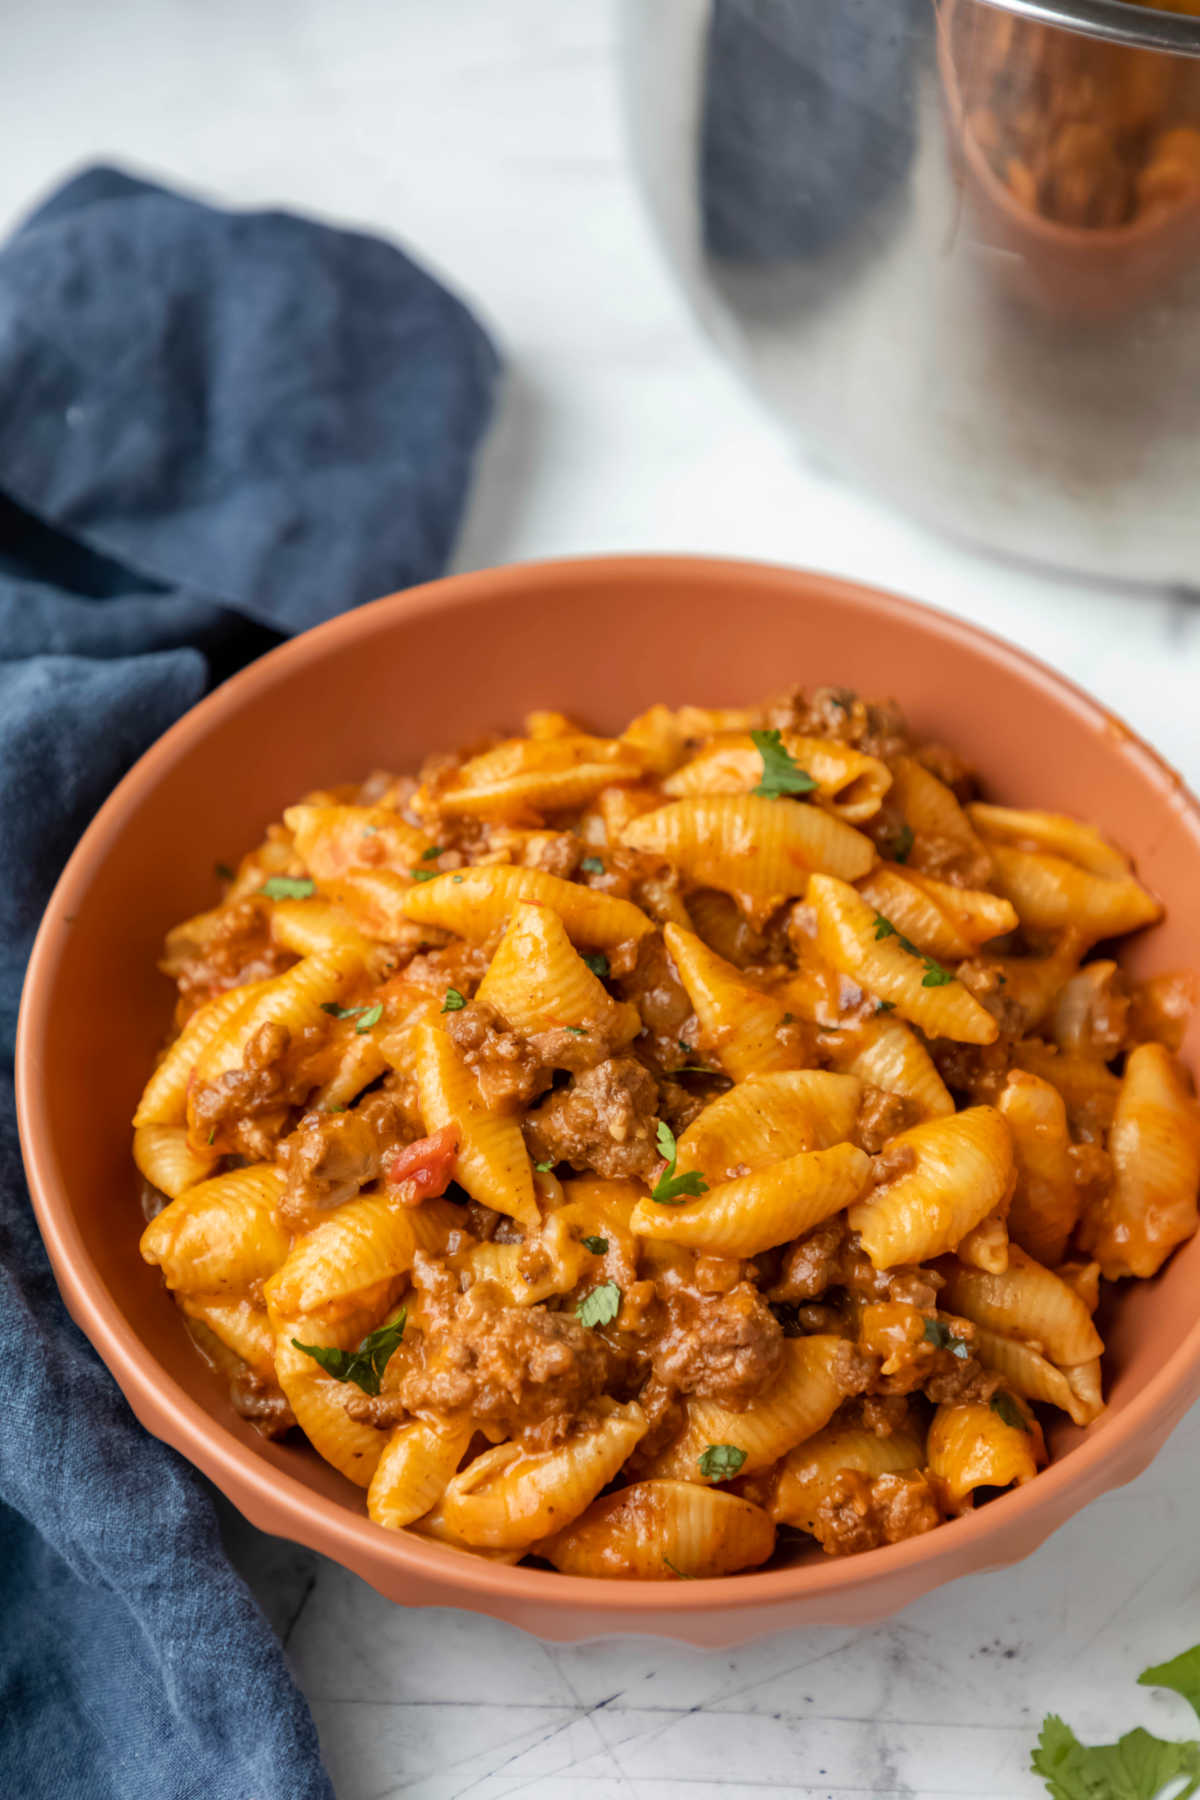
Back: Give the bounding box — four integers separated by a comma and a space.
892, 823, 915, 864
582, 951, 610, 979
872, 913, 954, 988
581, 1235, 609, 1255
421, 844, 442, 860
698, 1443, 746, 1483
576, 1281, 621, 1329
990, 1391, 1030, 1432
1032, 1715, 1200, 1800
260, 876, 315, 900
651, 1118, 709, 1205
452, 874, 465, 884
874, 914, 898, 941
1140, 1648, 1200, 1726
565, 1025, 589, 1036
876, 1000, 896, 1013
662, 1556, 696, 1580
354, 1003, 383, 1034
579, 856, 605, 876
921, 960, 954, 988
321, 1001, 382, 1035
410, 867, 439, 882
442, 988, 466, 1013
292, 1310, 407, 1397
534, 1160, 555, 1173
750, 728, 818, 800
923, 1317, 970, 1360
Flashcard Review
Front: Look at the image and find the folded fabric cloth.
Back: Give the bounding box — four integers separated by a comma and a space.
0, 165, 499, 1799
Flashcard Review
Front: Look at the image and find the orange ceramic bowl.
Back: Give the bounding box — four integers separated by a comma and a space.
16, 555, 1200, 1644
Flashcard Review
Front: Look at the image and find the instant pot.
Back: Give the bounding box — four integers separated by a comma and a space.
622, 0, 1200, 585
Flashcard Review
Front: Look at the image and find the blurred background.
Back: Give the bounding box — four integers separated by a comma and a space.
5, 3, 1200, 1797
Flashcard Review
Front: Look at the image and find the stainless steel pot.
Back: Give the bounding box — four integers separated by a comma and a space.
621, 0, 1200, 585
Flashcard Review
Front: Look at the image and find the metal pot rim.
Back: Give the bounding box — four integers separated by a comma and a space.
972, 0, 1200, 55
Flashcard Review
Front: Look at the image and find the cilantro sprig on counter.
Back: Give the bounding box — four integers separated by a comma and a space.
650, 1120, 708, 1205
750, 729, 818, 800
1033, 1644, 1200, 1798
873, 914, 954, 988
292, 1311, 407, 1397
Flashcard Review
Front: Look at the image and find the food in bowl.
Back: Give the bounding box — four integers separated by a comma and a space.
131, 683, 1200, 1581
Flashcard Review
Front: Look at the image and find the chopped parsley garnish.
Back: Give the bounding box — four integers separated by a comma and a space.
207, 1126, 217, 1145
876, 1000, 896, 1013
452, 874, 465, 884
675, 1065, 717, 1076
579, 856, 605, 876
990, 1391, 1029, 1432
872, 913, 954, 988
214, 861, 235, 882
698, 1443, 747, 1483
750, 728, 818, 799
321, 1001, 382, 1034
323, 1102, 346, 1114
1033, 1644, 1200, 1798
260, 875, 315, 900
441, 988, 466, 1013
410, 867, 439, 882
292, 1311, 407, 1396
650, 1119, 708, 1204
892, 823, 915, 864
565, 1025, 590, 1036
582, 951, 610, 979
534, 1160, 555, 1173
421, 844, 442, 860
923, 1317, 970, 1360
576, 1281, 621, 1329
581, 1235, 609, 1255
662, 1556, 696, 1580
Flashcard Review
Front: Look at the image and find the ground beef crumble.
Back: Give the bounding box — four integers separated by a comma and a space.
523, 1055, 661, 1179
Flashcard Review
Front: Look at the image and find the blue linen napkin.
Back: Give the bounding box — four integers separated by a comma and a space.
0, 165, 499, 1799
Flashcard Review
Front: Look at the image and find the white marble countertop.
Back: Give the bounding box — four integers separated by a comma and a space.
6, 3, 1200, 1796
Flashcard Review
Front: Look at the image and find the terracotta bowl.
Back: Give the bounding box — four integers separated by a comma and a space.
16, 554, 1200, 1644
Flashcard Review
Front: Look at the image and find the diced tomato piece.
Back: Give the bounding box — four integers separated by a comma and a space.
383, 1123, 460, 1206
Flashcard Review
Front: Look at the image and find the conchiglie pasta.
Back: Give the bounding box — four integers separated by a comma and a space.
938, 1246, 1104, 1366
475, 902, 640, 1047
663, 923, 805, 1081
1078, 1042, 1200, 1279
772, 1424, 927, 1532
998, 1071, 1080, 1267
623, 793, 875, 905
646, 1336, 848, 1479
970, 1327, 1103, 1426
367, 1418, 474, 1531
831, 1013, 955, 1121
891, 758, 992, 874
539, 1480, 776, 1579
263, 1194, 415, 1320
268, 897, 375, 960
434, 733, 644, 821
284, 803, 433, 878
133, 1124, 217, 1200
848, 1107, 1014, 1268
630, 1142, 871, 1258
966, 804, 1131, 877
427, 1402, 648, 1550
133, 978, 275, 1127
619, 702, 766, 774
985, 842, 1161, 943
673, 1070, 863, 1185
191, 947, 365, 1092
179, 1294, 278, 1381
808, 874, 998, 1046
662, 732, 891, 823
411, 1022, 537, 1229
140, 1165, 288, 1295
927, 1401, 1042, 1507
401, 864, 653, 948
855, 865, 1017, 963
270, 1328, 389, 1486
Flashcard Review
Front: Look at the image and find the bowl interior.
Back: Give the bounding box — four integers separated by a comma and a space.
19, 556, 1200, 1591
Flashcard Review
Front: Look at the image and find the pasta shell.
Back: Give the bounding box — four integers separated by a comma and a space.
939, 1246, 1103, 1366
133, 979, 274, 1127
848, 1107, 1014, 1269
970, 1327, 1103, 1426
808, 874, 997, 1046
318, 867, 434, 943
271, 1329, 388, 1486
998, 1071, 1080, 1267
966, 804, 1131, 877
428, 1401, 648, 1549
630, 1142, 871, 1258
180, 1295, 277, 1380
133, 1124, 218, 1200
140, 1164, 288, 1295
663, 923, 804, 1081
662, 733, 891, 824
986, 843, 1161, 944
831, 1013, 955, 1121
620, 703, 767, 774
772, 1425, 926, 1531
927, 1401, 1041, 1506
975, 934, 1084, 1034
890, 759, 991, 876
401, 865, 652, 948
264, 1195, 416, 1320
475, 901, 639, 1046
367, 1418, 474, 1531
192, 948, 365, 1089
539, 1480, 776, 1579
1078, 1042, 1200, 1279
623, 794, 875, 903
284, 803, 433, 877
646, 1336, 848, 1478
674, 1070, 863, 1185
411, 1021, 537, 1229
855, 866, 1017, 963
268, 897, 374, 960
436, 734, 644, 821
